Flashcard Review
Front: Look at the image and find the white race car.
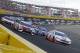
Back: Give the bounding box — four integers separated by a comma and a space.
1, 16, 24, 25
1, 16, 15, 24
46, 30, 71, 44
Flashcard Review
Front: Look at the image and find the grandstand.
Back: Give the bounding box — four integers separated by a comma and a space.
0, 0, 80, 21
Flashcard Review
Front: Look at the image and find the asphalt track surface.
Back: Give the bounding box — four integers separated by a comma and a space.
2, 23, 80, 53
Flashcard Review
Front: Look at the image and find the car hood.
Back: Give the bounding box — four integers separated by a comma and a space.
55, 36, 71, 42
65, 37, 71, 42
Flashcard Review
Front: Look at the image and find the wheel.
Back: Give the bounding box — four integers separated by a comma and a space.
31, 33, 34, 35
42, 33, 45, 36
18, 28, 23, 32
48, 35, 53, 42
53, 37, 57, 43
14, 25, 18, 30
30, 31, 35, 36
45, 36, 48, 40
53, 37, 56, 42
14, 24, 19, 30
12, 24, 16, 29
17, 26, 23, 32
11, 23, 14, 27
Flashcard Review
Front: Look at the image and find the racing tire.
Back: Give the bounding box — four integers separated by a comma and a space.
17, 26, 23, 32
14, 25, 18, 30
45, 36, 49, 40
30, 31, 35, 36
18, 28, 23, 32
52, 37, 58, 43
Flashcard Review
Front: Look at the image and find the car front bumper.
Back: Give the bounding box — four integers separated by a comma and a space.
60, 40, 71, 44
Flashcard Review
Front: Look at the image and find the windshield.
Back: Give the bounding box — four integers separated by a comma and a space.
21, 21, 32, 27
16, 17, 24, 21
55, 32, 66, 37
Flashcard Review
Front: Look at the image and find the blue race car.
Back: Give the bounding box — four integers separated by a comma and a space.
35, 26, 48, 36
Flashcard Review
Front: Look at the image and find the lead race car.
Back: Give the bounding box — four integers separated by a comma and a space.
46, 30, 71, 44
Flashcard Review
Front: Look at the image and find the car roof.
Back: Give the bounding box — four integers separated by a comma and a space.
49, 30, 65, 34
21, 21, 32, 25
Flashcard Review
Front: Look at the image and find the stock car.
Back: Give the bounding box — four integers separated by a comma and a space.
35, 26, 48, 36
1, 16, 24, 25
13, 20, 37, 35
1, 16, 15, 24
46, 30, 71, 44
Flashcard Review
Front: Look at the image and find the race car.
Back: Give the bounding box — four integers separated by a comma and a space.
35, 26, 48, 36
1, 16, 15, 24
46, 30, 71, 44
1, 16, 24, 26
13, 20, 37, 35
13, 20, 32, 31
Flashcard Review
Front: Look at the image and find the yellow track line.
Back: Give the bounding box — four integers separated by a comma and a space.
0, 24, 47, 53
